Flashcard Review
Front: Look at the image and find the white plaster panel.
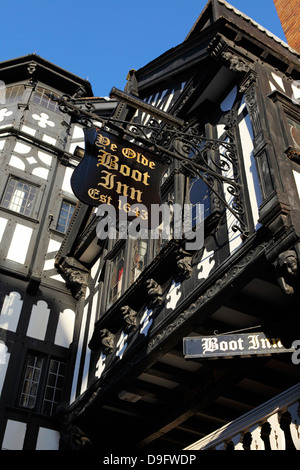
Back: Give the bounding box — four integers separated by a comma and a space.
7, 224, 32, 264
32, 112, 55, 128
13, 142, 31, 154
166, 280, 182, 310
21, 124, 36, 136
293, 170, 300, 200
42, 134, 56, 145
198, 248, 215, 279
62, 166, 74, 194
36, 427, 60, 450
48, 238, 61, 253
2, 420, 26, 450
0, 291, 23, 332
32, 167, 49, 179
70, 303, 89, 403
271, 72, 285, 91
0, 217, 8, 243
26, 300, 50, 341
0, 108, 13, 122
38, 150, 52, 166
291, 81, 300, 104
0, 341, 10, 397
239, 114, 262, 229
9, 155, 26, 170
81, 292, 99, 394
54, 308, 75, 348
72, 125, 84, 139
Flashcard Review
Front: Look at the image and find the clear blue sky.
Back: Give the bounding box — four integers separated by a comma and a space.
1, 0, 286, 97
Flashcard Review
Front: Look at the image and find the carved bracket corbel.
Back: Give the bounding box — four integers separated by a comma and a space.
175, 247, 193, 279
56, 256, 89, 299
88, 328, 115, 354
145, 279, 163, 307
274, 249, 298, 295
121, 305, 138, 331
26, 61, 37, 85
208, 34, 252, 73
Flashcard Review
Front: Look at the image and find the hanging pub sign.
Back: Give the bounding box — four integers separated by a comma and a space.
71, 127, 166, 226
183, 332, 296, 360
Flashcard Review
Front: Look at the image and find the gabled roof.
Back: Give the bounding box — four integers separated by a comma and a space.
185, 0, 300, 58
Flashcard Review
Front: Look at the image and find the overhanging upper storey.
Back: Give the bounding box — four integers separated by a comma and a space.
55, 0, 300, 286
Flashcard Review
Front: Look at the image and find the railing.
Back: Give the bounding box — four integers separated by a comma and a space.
185, 383, 300, 450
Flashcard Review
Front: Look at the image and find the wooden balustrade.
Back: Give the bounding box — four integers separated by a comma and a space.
185, 383, 300, 450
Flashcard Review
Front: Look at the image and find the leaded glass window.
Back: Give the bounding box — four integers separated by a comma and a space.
1, 177, 38, 217
56, 200, 75, 234
19, 353, 66, 416
107, 247, 125, 307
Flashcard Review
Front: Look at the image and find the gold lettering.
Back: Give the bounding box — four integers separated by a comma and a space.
131, 169, 142, 182
119, 164, 131, 177
98, 171, 116, 190
97, 150, 119, 170
136, 152, 149, 166
87, 189, 112, 203
129, 187, 142, 202
95, 134, 110, 147
116, 182, 129, 198
142, 171, 150, 186
116, 182, 142, 202
88, 188, 101, 199
149, 161, 156, 169
122, 148, 136, 159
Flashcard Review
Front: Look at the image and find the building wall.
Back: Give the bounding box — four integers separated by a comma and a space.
0, 68, 83, 450
274, 0, 300, 51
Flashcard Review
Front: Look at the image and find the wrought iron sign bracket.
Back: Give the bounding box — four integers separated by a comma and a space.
49, 89, 249, 238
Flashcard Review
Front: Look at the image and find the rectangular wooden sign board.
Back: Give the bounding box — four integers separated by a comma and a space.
183, 332, 295, 359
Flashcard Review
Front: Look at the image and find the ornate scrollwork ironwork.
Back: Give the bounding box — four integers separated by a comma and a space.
48, 92, 249, 238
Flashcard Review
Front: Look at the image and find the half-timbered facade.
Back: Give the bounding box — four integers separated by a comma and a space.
0, 55, 115, 450
54, 0, 300, 451
1, 0, 300, 451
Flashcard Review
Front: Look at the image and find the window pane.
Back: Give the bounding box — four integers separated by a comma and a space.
288, 117, 300, 148
5, 85, 24, 104
189, 176, 211, 227
33, 87, 61, 113
42, 359, 66, 416
130, 239, 148, 283
1, 177, 38, 217
56, 201, 75, 234
19, 354, 43, 409
107, 248, 125, 307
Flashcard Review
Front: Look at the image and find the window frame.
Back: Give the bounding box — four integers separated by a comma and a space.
56, 199, 76, 234
32, 86, 61, 114
3, 84, 25, 105
1, 175, 41, 219
18, 352, 66, 417
106, 244, 126, 309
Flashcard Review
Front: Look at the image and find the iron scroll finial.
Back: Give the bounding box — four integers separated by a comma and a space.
48, 91, 249, 239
